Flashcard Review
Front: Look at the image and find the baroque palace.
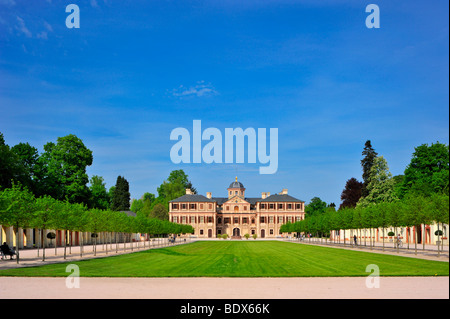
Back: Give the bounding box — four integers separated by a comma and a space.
169, 177, 306, 239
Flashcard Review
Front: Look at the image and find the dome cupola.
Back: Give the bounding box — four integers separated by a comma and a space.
227, 176, 245, 198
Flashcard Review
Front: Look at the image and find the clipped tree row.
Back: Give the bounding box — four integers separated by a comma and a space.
281, 193, 449, 254
0, 183, 193, 263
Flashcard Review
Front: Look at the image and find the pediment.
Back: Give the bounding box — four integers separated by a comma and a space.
224, 195, 250, 204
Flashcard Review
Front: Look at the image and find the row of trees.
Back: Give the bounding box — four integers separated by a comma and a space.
1, 132, 198, 216
0, 183, 193, 264
287, 140, 449, 256
339, 141, 449, 209
130, 169, 196, 216
281, 192, 449, 254
0, 132, 134, 211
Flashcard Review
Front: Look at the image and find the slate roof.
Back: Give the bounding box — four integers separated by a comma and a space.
260, 194, 304, 203
169, 194, 215, 203
228, 181, 245, 188
171, 194, 303, 204
212, 197, 228, 205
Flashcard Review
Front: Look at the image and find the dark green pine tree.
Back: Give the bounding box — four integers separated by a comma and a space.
361, 140, 378, 198
111, 176, 131, 211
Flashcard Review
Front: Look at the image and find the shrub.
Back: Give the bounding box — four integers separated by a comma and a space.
252, 234, 257, 240
244, 233, 250, 240
387, 231, 395, 237
46, 232, 56, 239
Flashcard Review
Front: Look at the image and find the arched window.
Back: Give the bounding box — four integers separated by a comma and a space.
234, 206, 239, 212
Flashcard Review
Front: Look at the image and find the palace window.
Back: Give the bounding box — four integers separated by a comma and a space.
270, 229, 274, 235
269, 216, 274, 224
269, 204, 274, 209
226, 206, 230, 211
242, 217, 248, 224
182, 216, 187, 224
234, 217, 239, 224
251, 219, 255, 224
208, 216, 213, 223
260, 216, 266, 223
217, 218, 222, 224
173, 216, 178, 223
296, 204, 301, 210
217, 229, 222, 235
288, 204, 292, 209
200, 229, 204, 235
209, 204, 212, 210
278, 216, 283, 223
251, 230, 255, 235
173, 204, 178, 210
200, 204, 204, 209
224, 218, 231, 224
190, 216, 195, 223
261, 204, 266, 209
181, 204, 186, 210
234, 206, 239, 212
190, 204, 196, 210
199, 216, 204, 223
278, 204, 283, 209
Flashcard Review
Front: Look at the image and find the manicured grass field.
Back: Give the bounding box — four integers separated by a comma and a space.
0, 241, 448, 277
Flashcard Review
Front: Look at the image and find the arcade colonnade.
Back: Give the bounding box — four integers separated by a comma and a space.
1, 224, 140, 249
329, 222, 448, 246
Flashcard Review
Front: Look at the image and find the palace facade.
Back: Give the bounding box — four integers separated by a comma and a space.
169, 178, 306, 238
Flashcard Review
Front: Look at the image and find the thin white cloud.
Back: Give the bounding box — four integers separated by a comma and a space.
171, 81, 218, 98
44, 21, 53, 32
16, 16, 32, 38
36, 31, 48, 40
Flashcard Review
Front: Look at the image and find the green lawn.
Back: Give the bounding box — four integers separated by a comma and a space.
0, 241, 448, 277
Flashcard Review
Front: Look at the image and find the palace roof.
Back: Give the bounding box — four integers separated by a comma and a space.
169, 194, 215, 203
170, 194, 304, 204
260, 194, 304, 203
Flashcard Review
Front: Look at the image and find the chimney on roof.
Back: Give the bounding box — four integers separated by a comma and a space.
186, 188, 192, 195
206, 192, 212, 199
261, 192, 271, 199
280, 189, 288, 195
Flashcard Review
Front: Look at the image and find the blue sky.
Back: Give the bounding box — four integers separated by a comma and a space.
0, 0, 448, 205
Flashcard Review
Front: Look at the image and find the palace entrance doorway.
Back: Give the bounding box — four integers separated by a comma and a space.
232, 228, 241, 239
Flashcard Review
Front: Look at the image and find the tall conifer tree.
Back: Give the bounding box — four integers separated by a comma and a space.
361, 140, 378, 198
111, 176, 130, 211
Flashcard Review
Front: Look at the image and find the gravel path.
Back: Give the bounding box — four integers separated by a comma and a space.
0, 276, 448, 299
